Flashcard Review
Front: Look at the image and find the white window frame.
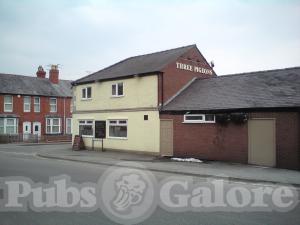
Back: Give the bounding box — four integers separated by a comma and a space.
23, 96, 31, 112
34, 97, 40, 112
108, 119, 128, 139
4, 95, 13, 112
183, 114, 215, 123
81, 87, 92, 100
0, 118, 18, 134
79, 120, 94, 137
46, 118, 61, 134
111, 82, 124, 97
66, 118, 72, 134
50, 98, 57, 112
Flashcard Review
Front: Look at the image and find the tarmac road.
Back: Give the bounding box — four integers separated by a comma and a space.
0, 144, 299, 225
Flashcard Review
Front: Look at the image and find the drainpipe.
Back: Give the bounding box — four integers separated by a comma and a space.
63, 97, 66, 135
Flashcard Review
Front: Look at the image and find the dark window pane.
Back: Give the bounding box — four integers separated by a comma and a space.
87, 87, 92, 98
112, 84, 116, 96
144, 115, 148, 120
118, 83, 123, 96
79, 125, 93, 136
205, 114, 215, 121
185, 115, 203, 120
109, 125, 127, 138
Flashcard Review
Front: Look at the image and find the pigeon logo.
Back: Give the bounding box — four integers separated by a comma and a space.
112, 174, 146, 212
98, 162, 157, 225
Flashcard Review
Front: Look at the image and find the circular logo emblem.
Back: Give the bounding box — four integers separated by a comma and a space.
98, 162, 157, 225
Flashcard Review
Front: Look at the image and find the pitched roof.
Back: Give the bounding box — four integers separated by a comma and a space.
73, 44, 196, 85
0, 73, 72, 97
162, 67, 300, 111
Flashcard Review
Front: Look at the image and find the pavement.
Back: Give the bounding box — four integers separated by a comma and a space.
31, 143, 300, 187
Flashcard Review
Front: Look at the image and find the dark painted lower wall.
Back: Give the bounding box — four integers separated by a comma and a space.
160, 111, 300, 170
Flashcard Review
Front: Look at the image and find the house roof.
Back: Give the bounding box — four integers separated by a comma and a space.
0, 73, 72, 97
162, 67, 300, 111
73, 44, 196, 85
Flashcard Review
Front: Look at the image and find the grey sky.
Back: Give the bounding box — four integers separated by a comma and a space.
0, 0, 299, 80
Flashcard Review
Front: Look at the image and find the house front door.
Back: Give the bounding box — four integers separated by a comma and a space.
23, 122, 31, 141
33, 122, 41, 140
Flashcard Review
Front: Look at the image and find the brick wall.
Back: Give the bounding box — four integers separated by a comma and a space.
160, 111, 300, 170
159, 47, 216, 105
0, 94, 72, 135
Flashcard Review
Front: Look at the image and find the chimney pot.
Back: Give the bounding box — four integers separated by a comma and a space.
36, 65, 46, 78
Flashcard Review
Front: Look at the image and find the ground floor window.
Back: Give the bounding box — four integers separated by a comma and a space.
46, 118, 61, 134
0, 118, 18, 134
183, 114, 215, 123
108, 119, 127, 138
79, 120, 93, 136
66, 118, 72, 134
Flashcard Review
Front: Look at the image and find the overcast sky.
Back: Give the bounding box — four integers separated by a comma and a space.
0, 0, 299, 80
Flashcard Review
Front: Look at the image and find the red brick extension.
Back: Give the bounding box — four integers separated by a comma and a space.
161, 112, 300, 170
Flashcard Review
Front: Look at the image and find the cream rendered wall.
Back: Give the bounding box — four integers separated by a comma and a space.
72, 111, 160, 153
74, 75, 158, 111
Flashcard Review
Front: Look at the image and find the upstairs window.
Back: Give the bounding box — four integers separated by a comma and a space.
183, 114, 215, 123
23, 96, 31, 112
112, 82, 124, 97
50, 98, 57, 112
4, 95, 13, 112
34, 97, 40, 112
82, 87, 92, 99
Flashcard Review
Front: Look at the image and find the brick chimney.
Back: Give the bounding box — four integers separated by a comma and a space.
49, 65, 59, 84
36, 66, 46, 78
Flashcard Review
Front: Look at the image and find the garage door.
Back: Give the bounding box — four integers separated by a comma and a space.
248, 119, 276, 167
160, 120, 173, 156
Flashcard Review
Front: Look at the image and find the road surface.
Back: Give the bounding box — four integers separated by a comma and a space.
0, 144, 299, 225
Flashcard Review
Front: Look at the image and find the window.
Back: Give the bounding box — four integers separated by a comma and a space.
144, 115, 148, 121
23, 96, 31, 112
46, 118, 61, 134
183, 114, 215, 123
79, 120, 93, 136
50, 98, 57, 112
66, 118, 72, 134
108, 119, 127, 138
82, 87, 92, 99
0, 118, 18, 134
4, 95, 13, 112
34, 97, 40, 112
112, 82, 124, 97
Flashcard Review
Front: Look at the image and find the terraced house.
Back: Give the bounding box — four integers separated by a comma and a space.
0, 65, 72, 142
71, 45, 215, 154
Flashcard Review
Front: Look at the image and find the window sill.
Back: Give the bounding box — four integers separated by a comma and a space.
182, 121, 215, 124
107, 136, 128, 140
81, 135, 94, 138
111, 95, 124, 98
81, 98, 92, 101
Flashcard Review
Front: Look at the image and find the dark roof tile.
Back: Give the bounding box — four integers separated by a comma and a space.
73, 44, 196, 84
0, 73, 72, 97
162, 67, 300, 111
